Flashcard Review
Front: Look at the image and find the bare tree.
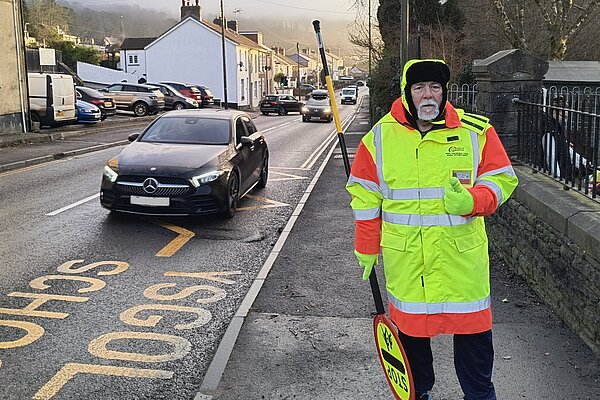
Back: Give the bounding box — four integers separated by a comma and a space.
490, 0, 600, 60
346, 0, 384, 66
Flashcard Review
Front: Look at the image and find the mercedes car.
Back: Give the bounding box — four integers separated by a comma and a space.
100, 109, 268, 218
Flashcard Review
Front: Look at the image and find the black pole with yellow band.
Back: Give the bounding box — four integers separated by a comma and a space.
311, 20, 352, 178
312, 19, 384, 316
312, 20, 415, 400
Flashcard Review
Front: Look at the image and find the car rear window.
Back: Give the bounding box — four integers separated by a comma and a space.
140, 117, 230, 145
265, 95, 279, 101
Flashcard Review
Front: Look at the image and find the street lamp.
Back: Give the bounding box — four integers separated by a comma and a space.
220, 0, 228, 109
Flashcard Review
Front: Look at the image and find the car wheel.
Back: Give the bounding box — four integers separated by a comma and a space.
224, 172, 239, 219
328, 117, 333, 123
278, 107, 287, 116
302, 116, 307, 122
133, 102, 148, 117
30, 112, 42, 128
257, 154, 268, 189
262, 111, 269, 115
173, 102, 185, 110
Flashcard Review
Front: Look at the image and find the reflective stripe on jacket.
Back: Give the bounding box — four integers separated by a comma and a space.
346, 99, 518, 337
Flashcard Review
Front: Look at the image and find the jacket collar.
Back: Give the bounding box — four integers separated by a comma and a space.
390, 96, 462, 130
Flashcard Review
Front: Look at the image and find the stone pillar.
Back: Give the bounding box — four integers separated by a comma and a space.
473, 49, 548, 156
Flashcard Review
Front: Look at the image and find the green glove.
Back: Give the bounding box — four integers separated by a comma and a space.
354, 250, 378, 281
444, 177, 474, 215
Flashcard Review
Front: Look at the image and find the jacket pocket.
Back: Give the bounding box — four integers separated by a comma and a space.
380, 232, 407, 252
454, 230, 486, 253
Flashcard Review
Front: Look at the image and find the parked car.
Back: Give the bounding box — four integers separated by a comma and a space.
76, 99, 102, 123
341, 87, 358, 105
259, 94, 304, 115
100, 83, 165, 117
100, 109, 269, 218
301, 90, 332, 122
76, 86, 117, 120
28, 72, 77, 127
300, 83, 317, 92
194, 85, 216, 107
148, 83, 199, 110
160, 81, 202, 102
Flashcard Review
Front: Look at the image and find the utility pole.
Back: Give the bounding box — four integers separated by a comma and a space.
401, 0, 409, 67
296, 42, 300, 88
220, 0, 228, 109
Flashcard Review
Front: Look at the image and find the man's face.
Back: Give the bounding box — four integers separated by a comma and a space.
410, 81, 443, 121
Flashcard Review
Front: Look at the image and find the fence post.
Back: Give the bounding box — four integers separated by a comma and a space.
472, 49, 549, 157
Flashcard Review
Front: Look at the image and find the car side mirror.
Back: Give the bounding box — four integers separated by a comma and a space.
128, 132, 140, 141
240, 136, 254, 146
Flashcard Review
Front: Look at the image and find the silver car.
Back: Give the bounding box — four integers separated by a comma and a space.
101, 83, 165, 117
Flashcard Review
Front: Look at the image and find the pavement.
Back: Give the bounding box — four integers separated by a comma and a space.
1, 100, 599, 399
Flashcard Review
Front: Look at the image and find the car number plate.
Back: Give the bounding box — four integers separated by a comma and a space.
105, 101, 113, 107
56, 110, 64, 117
130, 196, 170, 206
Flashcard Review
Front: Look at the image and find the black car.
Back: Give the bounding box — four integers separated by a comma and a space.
194, 85, 216, 107
259, 94, 304, 115
301, 90, 333, 122
148, 83, 199, 110
75, 86, 117, 120
100, 109, 268, 218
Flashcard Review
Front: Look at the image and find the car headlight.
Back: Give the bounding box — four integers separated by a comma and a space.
324, 108, 332, 113
103, 165, 118, 183
185, 98, 197, 105
191, 170, 223, 187
302, 106, 309, 113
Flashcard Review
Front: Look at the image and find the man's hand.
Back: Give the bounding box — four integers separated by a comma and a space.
444, 177, 474, 215
354, 250, 378, 280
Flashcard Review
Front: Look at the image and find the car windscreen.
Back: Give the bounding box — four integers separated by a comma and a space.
203, 88, 214, 97
342, 89, 356, 95
140, 117, 230, 145
306, 98, 330, 106
265, 95, 279, 101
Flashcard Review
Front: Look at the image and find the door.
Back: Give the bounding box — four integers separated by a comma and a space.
233, 117, 254, 193
106, 84, 124, 107
242, 115, 264, 183
159, 87, 174, 109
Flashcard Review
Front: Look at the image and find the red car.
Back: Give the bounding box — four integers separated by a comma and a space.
160, 81, 202, 102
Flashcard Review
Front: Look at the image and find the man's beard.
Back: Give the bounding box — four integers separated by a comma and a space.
416, 99, 440, 121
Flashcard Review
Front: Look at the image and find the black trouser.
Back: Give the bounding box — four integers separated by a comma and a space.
398, 330, 497, 400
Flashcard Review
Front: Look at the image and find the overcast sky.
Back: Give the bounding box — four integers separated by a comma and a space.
100, 0, 359, 20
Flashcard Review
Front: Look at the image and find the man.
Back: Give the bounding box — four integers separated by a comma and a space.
346, 59, 518, 400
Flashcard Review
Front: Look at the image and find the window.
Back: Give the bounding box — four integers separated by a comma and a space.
254, 82, 257, 98
241, 79, 245, 100
107, 84, 123, 92
242, 116, 257, 134
128, 54, 139, 65
235, 118, 248, 145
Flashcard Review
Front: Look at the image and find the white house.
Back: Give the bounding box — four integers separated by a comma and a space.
118, 1, 271, 108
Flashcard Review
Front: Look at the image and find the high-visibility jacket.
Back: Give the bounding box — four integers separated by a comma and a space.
346, 99, 518, 338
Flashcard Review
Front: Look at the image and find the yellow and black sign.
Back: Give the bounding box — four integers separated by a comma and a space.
373, 315, 414, 400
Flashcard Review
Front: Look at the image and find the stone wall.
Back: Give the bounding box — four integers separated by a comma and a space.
488, 164, 600, 355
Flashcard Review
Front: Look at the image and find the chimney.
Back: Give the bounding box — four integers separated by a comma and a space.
214, 17, 225, 28
227, 20, 239, 33
181, 0, 202, 21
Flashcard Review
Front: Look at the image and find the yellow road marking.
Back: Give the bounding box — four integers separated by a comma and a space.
153, 222, 195, 257
88, 331, 191, 363
238, 194, 289, 211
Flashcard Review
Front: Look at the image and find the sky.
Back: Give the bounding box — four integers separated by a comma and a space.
81, 0, 360, 20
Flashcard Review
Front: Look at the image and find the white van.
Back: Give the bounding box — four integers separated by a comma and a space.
28, 73, 76, 127
341, 87, 358, 105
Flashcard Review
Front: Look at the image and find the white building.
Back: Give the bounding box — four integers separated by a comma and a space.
118, 1, 272, 108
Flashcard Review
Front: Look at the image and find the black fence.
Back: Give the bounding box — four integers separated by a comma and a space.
514, 91, 600, 199
448, 83, 477, 113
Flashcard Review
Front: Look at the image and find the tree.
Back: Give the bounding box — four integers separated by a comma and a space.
24, 0, 74, 44
48, 40, 101, 69
274, 72, 286, 86
490, 0, 600, 60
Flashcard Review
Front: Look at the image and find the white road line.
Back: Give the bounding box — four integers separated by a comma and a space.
45, 193, 99, 216
300, 115, 352, 169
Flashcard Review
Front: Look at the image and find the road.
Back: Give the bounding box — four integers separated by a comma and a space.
0, 93, 363, 400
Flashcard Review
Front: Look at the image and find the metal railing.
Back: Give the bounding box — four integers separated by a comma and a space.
514, 90, 600, 199
448, 83, 477, 113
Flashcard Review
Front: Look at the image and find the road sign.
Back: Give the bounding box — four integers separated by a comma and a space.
373, 314, 414, 400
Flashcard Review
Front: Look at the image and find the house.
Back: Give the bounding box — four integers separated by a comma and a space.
116, 0, 273, 108
271, 47, 296, 89
287, 52, 318, 85
324, 49, 345, 81
0, 0, 28, 134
